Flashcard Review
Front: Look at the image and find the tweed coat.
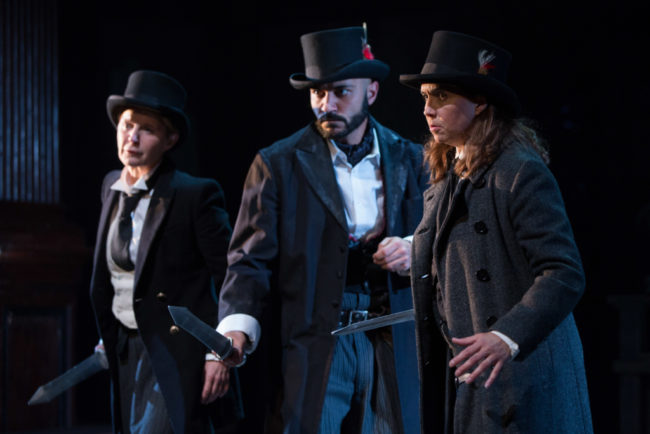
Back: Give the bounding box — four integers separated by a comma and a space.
410, 141, 593, 433
218, 119, 427, 434
89, 160, 235, 434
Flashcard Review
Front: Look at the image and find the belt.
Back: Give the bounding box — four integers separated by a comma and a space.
338, 309, 369, 328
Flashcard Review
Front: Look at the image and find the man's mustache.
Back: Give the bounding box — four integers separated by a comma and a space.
317, 112, 347, 124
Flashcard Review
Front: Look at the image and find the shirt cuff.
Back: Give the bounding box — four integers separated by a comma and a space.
205, 352, 221, 362
490, 330, 520, 359
217, 313, 261, 354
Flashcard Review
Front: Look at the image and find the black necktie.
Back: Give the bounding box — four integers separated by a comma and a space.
334, 124, 374, 167
110, 190, 145, 271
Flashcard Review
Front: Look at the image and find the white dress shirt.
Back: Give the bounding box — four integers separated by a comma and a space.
328, 128, 385, 241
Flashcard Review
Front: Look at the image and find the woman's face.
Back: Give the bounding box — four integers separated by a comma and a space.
420, 83, 485, 148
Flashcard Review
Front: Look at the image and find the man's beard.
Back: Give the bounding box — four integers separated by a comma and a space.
315, 99, 369, 141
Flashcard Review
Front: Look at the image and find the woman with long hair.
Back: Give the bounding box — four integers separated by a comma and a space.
400, 31, 593, 433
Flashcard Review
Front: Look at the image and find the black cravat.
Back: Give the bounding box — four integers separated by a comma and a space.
333, 124, 374, 167
110, 190, 145, 271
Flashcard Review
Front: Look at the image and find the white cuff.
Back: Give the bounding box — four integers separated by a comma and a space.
217, 313, 261, 353
205, 352, 221, 362
490, 330, 520, 359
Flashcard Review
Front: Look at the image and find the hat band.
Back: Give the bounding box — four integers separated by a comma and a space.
420, 62, 466, 76
123, 92, 186, 111
305, 64, 351, 80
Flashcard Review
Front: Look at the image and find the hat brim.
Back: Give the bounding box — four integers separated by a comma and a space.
399, 72, 521, 115
290, 59, 390, 89
106, 95, 190, 145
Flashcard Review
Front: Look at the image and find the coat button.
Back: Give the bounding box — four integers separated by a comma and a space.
423, 315, 429, 321
486, 316, 498, 327
474, 221, 488, 234
331, 300, 340, 308
339, 245, 346, 253
476, 269, 490, 282
169, 325, 180, 335
336, 271, 343, 279
156, 292, 167, 301
474, 177, 486, 188
420, 274, 429, 280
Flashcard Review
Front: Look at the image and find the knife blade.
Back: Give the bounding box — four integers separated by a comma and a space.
28, 350, 109, 405
331, 308, 415, 336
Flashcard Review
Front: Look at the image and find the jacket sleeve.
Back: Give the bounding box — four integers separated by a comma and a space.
192, 178, 233, 305
218, 153, 279, 325
491, 156, 585, 357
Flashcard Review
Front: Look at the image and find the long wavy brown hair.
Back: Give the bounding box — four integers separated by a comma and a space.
425, 104, 549, 183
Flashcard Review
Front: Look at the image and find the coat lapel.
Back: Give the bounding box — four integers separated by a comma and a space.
415, 186, 437, 249
134, 164, 174, 289
418, 184, 443, 249
432, 173, 469, 259
295, 125, 348, 233
375, 120, 408, 235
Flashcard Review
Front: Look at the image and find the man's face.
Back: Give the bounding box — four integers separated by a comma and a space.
116, 109, 178, 173
310, 78, 378, 142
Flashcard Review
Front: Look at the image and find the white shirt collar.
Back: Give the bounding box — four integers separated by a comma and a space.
110, 163, 160, 195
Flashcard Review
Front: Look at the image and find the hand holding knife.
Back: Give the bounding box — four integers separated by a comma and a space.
167, 306, 248, 367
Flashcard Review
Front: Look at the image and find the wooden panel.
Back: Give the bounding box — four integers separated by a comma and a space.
0, 202, 91, 431
1, 307, 69, 431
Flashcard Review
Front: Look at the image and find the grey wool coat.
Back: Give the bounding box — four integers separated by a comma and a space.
219, 119, 427, 434
410, 141, 593, 433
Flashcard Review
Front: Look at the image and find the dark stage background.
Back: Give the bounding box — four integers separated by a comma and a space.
6, 0, 650, 433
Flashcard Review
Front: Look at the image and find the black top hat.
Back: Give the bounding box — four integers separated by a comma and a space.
399, 31, 520, 114
290, 25, 390, 90
106, 70, 190, 143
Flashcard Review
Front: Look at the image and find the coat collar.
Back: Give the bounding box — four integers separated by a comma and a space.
374, 118, 409, 235
429, 146, 503, 258
294, 117, 410, 235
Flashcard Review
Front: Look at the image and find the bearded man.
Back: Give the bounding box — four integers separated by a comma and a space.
217, 26, 429, 434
